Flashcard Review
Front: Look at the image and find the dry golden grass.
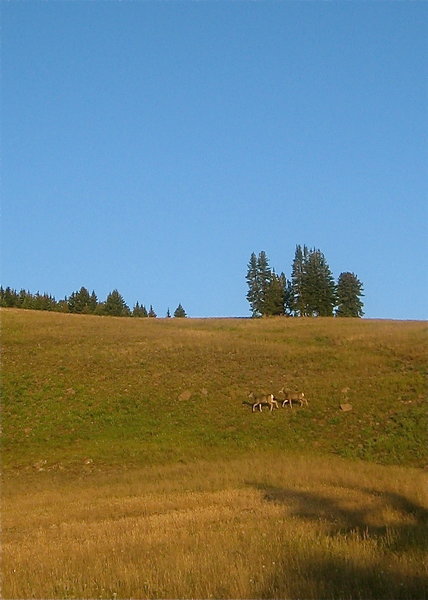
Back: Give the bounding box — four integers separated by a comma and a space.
3, 454, 427, 599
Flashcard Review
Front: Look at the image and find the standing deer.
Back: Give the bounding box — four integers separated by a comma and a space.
277, 388, 308, 408
248, 392, 279, 412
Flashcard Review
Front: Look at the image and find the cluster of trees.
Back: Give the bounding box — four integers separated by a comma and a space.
0, 286, 188, 318
246, 245, 364, 318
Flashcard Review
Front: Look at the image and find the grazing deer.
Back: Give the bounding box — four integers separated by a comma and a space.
277, 388, 308, 408
248, 391, 279, 413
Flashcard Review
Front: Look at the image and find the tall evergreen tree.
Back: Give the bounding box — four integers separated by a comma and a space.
246, 252, 261, 317
302, 249, 337, 316
148, 305, 157, 318
336, 272, 364, 317
245, 250, 274, 317
257, 251, 272, 316
68, 287, 92, 313
282, 273, 293, 316
290, 245, 309, 316
263, 271, 286, 316
89, 291, 98, 313
104, 289, 130, 316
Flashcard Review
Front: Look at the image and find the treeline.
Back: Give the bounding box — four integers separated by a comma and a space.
246, 245, 364, 318
0, 286, 187, 318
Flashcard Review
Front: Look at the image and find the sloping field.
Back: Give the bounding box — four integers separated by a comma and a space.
2, 309, 427, 599
2, 308, 427, 469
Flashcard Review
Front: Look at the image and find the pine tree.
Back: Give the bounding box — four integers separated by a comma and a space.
291, 245, 309, 316
148, 305, 157, 318
174, 303, 187, 318
166, 308, 171, 318
132, 301, 142, 317
68, 287, 92, 313
89, 291, 98, 313
257, 251, 272, 316
302, 249, 336, 316
104, 289, 130, 316
57, 299, 69, 313
18, 289, 28, 307
133, 302, 149, 318
263, 271, 286, 316
3, 287, 18, 307
336, 272, 364, 317
94, 302, 106, 316
245, 251, 274, 317
282, 273, 293, 316
246, 252, 261, 317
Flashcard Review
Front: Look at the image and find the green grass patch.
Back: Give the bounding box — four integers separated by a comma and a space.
2, 309, 427, 470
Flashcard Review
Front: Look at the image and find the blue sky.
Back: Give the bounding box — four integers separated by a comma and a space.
2, 2, 427, 319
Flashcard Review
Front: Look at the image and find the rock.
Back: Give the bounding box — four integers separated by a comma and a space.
340, 403, 353, 412
178, 390, 192, 401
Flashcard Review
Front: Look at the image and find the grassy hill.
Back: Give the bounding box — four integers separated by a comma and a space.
3, 308, 427, 470
2, 309, 427, 599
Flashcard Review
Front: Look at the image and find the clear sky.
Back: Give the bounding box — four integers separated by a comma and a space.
2, 2, 427, 319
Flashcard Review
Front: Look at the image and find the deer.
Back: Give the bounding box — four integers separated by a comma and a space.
276, 388, 308, 408
248, 391, 279, 413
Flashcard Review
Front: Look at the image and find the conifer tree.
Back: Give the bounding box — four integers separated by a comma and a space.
174, 303, 187, 318
18, 289, 28, 308
282, 273, 293, 315
263, 271, 286, 316
57, 299, 69, 313
2, 287, 18, 307
133, 301, 142, 317
68, 287, 92, 313
246, 251, 274, 317
291, 245, 309, 316
246, 252, 261, 317
148, 305, 157, 318
104, 289, 130, 316
133, 302, 149, 317
336, 272, 364, 317
257, 251, 272, 316
89, 291, 98, 313
94, 302, 106, 316
302, 249, 336, 316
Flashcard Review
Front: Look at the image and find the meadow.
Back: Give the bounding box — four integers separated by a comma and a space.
2, 308, 427, 598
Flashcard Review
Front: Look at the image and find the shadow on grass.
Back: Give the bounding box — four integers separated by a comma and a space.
247, 481, 428, 599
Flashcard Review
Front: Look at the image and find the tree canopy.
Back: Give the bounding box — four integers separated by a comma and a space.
173, 303, 187, 318
336, 272, 365, 317
246, 246, 363, 318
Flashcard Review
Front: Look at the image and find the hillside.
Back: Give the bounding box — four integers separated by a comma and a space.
2, 308, 427, 470
3, 308, 428, 599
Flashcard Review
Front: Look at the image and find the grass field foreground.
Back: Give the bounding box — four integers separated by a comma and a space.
3, 454, 427, 599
